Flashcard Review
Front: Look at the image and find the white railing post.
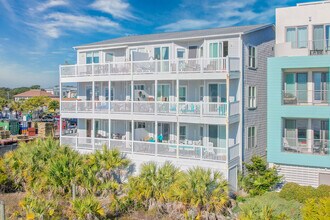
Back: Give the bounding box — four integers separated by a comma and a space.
200, 102, 203, 118
75, 65, 78, 77
75, 100, 78, 113
201, 58, 204, 74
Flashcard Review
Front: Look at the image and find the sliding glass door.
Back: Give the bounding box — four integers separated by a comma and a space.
297, 73, 308, 102
154, 47, 169, 72
208, 125, 226, 148
314, 72, 329, 103
208, 83, 226, 113
157, 84, 170, 101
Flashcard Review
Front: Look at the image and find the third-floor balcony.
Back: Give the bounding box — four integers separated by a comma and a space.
60, 57, 240, 78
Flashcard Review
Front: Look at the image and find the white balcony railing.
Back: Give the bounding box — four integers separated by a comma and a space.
60, 57, 240, 78
60, 136, 237, 162
61, 100, 240, 117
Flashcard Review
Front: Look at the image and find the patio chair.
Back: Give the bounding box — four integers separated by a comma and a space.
283, 138, 299, 152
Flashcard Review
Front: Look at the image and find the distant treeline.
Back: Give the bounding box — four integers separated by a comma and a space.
0, 85, 41, 100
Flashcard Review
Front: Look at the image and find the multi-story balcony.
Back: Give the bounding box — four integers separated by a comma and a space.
61, 100, 240, 118
60, 57, 240, 79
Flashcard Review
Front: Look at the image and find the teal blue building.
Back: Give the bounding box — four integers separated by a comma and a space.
268, 2, 330, 186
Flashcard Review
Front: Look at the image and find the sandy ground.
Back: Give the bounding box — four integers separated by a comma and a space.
0, 192, 25, 218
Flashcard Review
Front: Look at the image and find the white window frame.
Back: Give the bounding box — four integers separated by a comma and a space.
247, 126, 257, 149
86, 51, 100, 64
248, 45, 257, 69
248, 86, 257, 109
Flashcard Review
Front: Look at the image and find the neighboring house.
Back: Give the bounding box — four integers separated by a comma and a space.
60, 24, 275, 190
53, 85, 77, 98
14, 89, 57, 101
268, 1, 330, 187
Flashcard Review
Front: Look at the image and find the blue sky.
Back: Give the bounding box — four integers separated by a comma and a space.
0, 0, 316, 88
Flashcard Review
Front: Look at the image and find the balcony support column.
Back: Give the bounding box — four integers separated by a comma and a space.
226, 75, 230, 164
108, 80, 111, 114
131, 120, 134, 154
108, 118, 111, 150
131, 80, 134, 116
155, 80, 158, 116
155, 121, 158, 156
307, 119, 313, 153
307, 70, 313, 104
92, 81, 95, 114
176, 79, 179, 116
92, 118, 95, 152
176, 121, 179, 158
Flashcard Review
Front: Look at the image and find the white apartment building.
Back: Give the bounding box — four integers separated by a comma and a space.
60, 24, 274, 190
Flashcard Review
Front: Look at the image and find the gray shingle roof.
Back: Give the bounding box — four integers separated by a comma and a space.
75, 24, 272, 49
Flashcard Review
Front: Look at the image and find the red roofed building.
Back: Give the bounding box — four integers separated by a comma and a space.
14, 89, 58, 101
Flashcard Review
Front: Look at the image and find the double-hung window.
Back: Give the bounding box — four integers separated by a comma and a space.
86, 51, 99, 64
247, 127, 256, 149
248, 86, 257, 109
248, 45, 257, 68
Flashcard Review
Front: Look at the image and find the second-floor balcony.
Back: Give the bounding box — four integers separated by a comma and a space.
61, 100, 240, 117
282, 90, 329, 105
60, 57, 240, 78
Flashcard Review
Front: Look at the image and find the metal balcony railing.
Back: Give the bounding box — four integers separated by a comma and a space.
282, 90, 329, 105
60, 57, 240, 78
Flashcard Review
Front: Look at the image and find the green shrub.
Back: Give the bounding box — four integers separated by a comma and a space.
238, 192, 302, 220
302, 197, 330, 220
279, 182, 330, 203
71, 196, 105, 220
20, 193, 60, 219
241, 156, 282, 196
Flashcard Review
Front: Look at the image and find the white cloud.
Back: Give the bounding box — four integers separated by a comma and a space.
157, 0, 285, 32
28, 13, 120, 38
157, 19, 214, 32
36, 0, 69, 12
90, 0, 136, 20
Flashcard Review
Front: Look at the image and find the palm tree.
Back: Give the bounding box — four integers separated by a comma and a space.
125, 161, 181, 210
80, 146, 131, 196
169, 167, 229, 217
